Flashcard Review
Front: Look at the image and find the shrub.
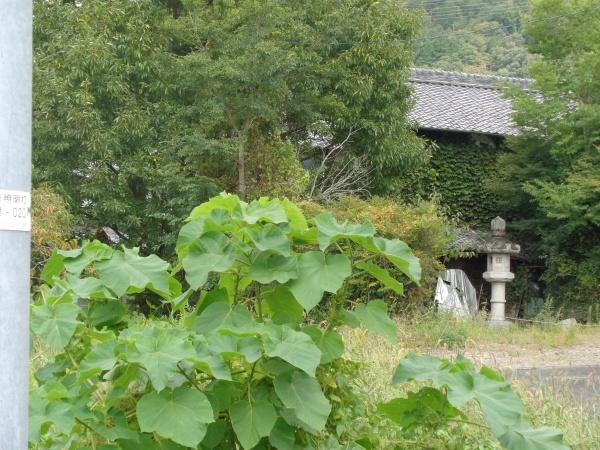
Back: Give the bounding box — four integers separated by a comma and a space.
31, 184, 73, 275
300, 196, 464, 308
29, 194, 565, 449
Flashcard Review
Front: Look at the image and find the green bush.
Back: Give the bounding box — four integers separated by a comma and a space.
31, 184, 73, 276
29, 194, 565, 449
300, 196, 464, 308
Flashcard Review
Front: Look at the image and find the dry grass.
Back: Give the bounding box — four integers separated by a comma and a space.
342, 319, 600, 449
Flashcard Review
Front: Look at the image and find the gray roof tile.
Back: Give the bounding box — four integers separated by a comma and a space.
408, 68, 532, 136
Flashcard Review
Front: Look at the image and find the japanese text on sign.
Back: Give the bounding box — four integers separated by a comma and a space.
0, 189, 31, 231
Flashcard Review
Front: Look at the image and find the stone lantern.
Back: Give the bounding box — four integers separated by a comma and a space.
479, 217, 520, 326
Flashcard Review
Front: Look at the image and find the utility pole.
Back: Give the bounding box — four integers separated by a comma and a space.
0, 0, 32, 448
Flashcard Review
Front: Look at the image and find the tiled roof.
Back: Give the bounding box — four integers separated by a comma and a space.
408, 68, 533, 136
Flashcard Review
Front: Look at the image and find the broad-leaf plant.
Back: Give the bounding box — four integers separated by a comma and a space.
30, 194, 568, 449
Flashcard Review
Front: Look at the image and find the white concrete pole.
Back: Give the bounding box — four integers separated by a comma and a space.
0, 0, 33, 448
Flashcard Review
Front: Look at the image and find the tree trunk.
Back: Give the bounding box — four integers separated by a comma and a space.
237, 121, 251, 199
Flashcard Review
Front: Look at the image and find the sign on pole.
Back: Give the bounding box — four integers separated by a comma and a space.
0, 0, 33, 448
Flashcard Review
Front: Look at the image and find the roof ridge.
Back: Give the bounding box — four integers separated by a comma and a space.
410, 67, 533, 89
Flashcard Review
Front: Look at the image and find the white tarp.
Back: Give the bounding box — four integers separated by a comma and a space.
434, 269, 478, 317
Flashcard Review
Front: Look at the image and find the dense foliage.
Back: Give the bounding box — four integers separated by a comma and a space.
31, 185, 73, 275
29, 195, 566, 449
300, 196, 464, 307
33, 0, 426, 254
491, 0, 600, 305
408, 0, 531, 76
423, 139, 503, 227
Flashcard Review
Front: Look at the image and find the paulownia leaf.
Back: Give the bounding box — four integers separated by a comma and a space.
95, 247, 170, 297
249, 251, 298, 284
29, 389, 74, 442
88, 300, 126, 327
229, 398, 278, 450
447, 371, 524, 436
31, 303, 81, 350
264, 324, 322, 376
122, 326, 196, 392
355, 261, 404, 295
302, 326, 344, 364
377, 387, 461, 429
206, 334, 262, 363
58, 240, 114, 275
187, 193, 241, 221
392, 352, 452, 386
137, 387, 214, 448
353, 300, 398, 343
182, 231, 236, 290
355, 236, 421, 284
263, 286, 304, 325
269, 418, 296, 450
274, 370, 331, 432
498, 424, 570, 450
312, 212, 375, 250
193, 302, 255, 336
246, 223, 291, 255
90, 410, 138, 442
281, 198, 308, 232
80, 339, 118, 374
286, 251, 351, 311
235, 198, 287, 224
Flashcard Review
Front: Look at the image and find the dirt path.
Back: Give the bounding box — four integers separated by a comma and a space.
433, 340, 600, 369
430, 338, 600, 413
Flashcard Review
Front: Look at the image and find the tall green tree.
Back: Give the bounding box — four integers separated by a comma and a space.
34, 0, 426, 254
492, 0, 600, 303
33, 0, 233, 254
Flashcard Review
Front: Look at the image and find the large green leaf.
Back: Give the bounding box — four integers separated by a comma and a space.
193, 302, 255, 336
353, 300, 398, 343
312, 212, 375, 250
29, 388, 74, 442
206, 334, 262, 363
58, 240, 114, 274
355, 261, 404, 295
302, 326, 344, 364
122, 327, 196, 392
447, 371, 524, 436
181, 231, 236, 290
499, 424, 570, 450
286, 251, 351, 311
264, 325, 322, 376
263, 286, 304, 325
95, 247, 170, 297
392, 352, 452, 386
281, 198, 308, 232
187, 193, 241, 221
90, 410, 138, 442
41, 251, 66, 284
235, 198, 287, 225
80, 339, 118, 374
137, 387, 214, 448
229, 398, 278, 450
249, 251, 298, 284
63, 275, 114, 300
274, 370, 331, 432
355, 237, 421, 284
269, 418, 296, 450
31, 303, 81, 350
377, 387, 461, 429
177, 209, 233, 258
88, 300, 126, 327
246, 223, 291, 255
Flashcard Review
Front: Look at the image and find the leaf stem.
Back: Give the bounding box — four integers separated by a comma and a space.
177, 363, 204, 392
447, 418, 491, 430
